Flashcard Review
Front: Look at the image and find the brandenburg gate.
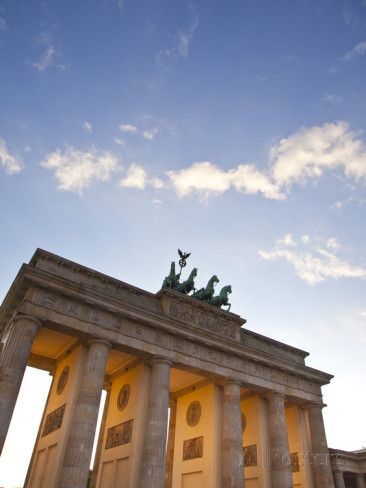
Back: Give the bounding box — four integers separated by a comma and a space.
0, 249, 337, 487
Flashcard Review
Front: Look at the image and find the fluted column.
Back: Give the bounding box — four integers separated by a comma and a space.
357, 474, 366, 488
164, 397, 177, 488
222, 380, 244, 488
58, 338, 111, 488
139, 357, 171, 488
308, 403, 335, 487
267, 392, 293, 488
0, 313, 41, 454
333, 470, 346, 488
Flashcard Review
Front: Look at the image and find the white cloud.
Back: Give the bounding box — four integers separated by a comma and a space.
82, 121, 92, 133
0, 139, 23, 174
151, 177, 165, 189
143, 129, 157, 141
326, 237, 340, 251
114, 137, 125, 146
301, 235, 310, 244
331, 196, 366, 210
119, 164, 166, 190
259, 234, 366, 285
343, 41, 366, 61
277, 234, 296, 246
41, 146, 120, 192
119, 123, 137, 134
270, 121, 366, 186
167, 121, 366, 201
168, 161, 284, 200
120, 163, 148, 189
322, 94, 343, 104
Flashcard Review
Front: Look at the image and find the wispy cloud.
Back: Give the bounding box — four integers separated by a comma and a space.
322, 94, 343, 104
119, 123, 137, 134
177, 6, 199, 57
331, 196, 366, 210
0, 16, 7, 31
32, 32, 64, 72
0, 139, 23, 174
343, 41, 366, 61
155, 5, 199, 66
82, 121, 93, 133
143, 129, 158, 141
114, 137, 125, 146
259, 234, 366, 285
41, 146, 121, 192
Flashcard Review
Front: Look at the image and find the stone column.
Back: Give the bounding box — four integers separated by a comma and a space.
357, 474, 366, 488
267, 392, 293, 488
222, 379, 244, 488
89, 385, 111, 488
0, 313, 41, 454
308, 403, 335, 488
333, 471, 346, 488
58, 338, 111, 488
164, 397, 177, 488
139, 357, 171, 488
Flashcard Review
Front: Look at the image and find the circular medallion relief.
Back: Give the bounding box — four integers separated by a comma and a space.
241, 413, 247, 433
117, 384, 130, 411
57, 366, 69, 395
186, 401, 201, 427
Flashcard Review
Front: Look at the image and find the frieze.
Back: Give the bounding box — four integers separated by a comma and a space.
42, 404, 66, 437
168, 301, 238, 341
243, 444, 257, 467
183, 436, 203, 461
291, 452, 300, 473
105, 419, 133, 449
31, 288, 321, 397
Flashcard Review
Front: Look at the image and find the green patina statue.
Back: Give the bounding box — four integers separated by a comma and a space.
207, 285, 232, 311
192, 275, 219, 301
175, 267, 197, 294
161, 250, 232, 311
162, 261, 181, 289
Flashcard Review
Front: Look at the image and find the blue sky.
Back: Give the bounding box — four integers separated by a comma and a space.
1, 0, 366, 485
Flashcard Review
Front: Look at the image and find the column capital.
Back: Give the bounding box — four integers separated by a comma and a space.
87, 337, 112, 349
13, 313, 42, 328
223, 378, 241, 388
307, 401, 326, 410
265, 390, 286, 401
150, 355, 172, 367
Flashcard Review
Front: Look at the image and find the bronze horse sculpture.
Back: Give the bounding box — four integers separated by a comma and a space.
162, 261, 180, 289
207, 285, 232, 311
175, 267, 197, 294
192, 275, 219, 301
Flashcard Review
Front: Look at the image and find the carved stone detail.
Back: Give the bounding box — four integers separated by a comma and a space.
56, 366, 69, 395
42, 404, 66, 436
31, 288, 321, 397
117, 384, 130, 411
183, 436, 203, 460
105, 419, 133, 449
186, 401, 201, 427
291, 452, 300, 473
243, 444, 257, 467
